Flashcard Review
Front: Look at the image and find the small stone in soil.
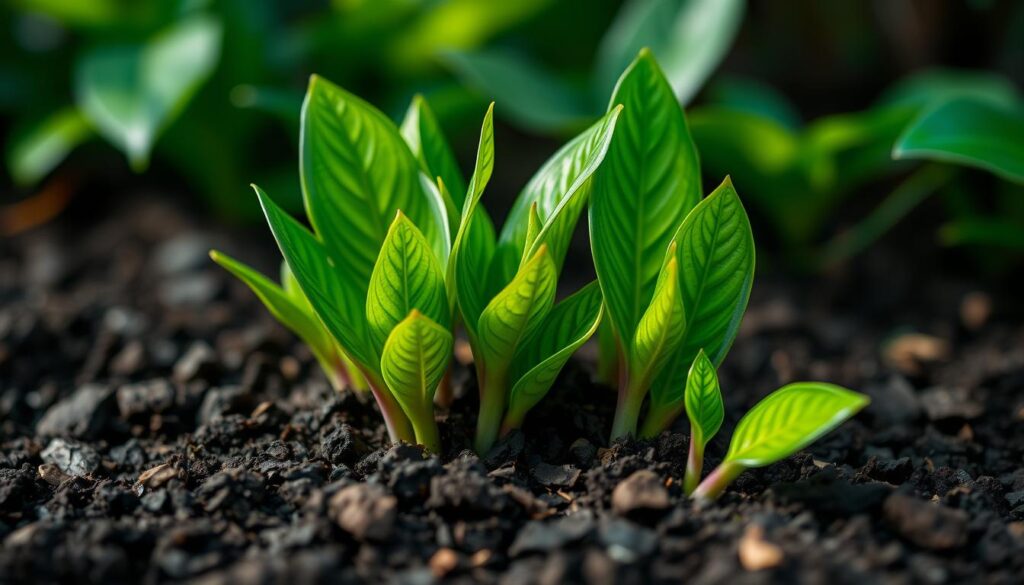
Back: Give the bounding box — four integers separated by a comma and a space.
41, 438, 100, 477
568, 438, 597, 467
883, 492, 968, 550
919, 386, 984, 422
116, 379, 175, 418
738, 524, 784, 571
36, 383, 115, 439
329, 483, 397, 542
532, 462, 581, 489
509, 513, 595, 556
598, 518, 657, 563
612, 470, 671, 519
173, 341, 219, 384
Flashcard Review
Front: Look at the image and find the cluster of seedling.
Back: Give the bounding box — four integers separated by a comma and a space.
210, 49, 869, 500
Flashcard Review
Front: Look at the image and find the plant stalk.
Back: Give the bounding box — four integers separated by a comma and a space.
610, 368, 645, 441
682, 440, 705, 495
474, 364, 507, 455
691, 461, 745, 502
410, 413, 441, 454
637, 403, 683, 439
364, 371, 416, 444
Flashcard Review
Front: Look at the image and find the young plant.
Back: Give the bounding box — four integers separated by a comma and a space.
589, 49, 754, 442
209, 252, 366, 392
449, 101, 620, 454
688, 371, 869, 501
213, 76, 457, 451
680, 350, 724, 494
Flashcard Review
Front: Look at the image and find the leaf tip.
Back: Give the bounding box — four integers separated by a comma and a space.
637, 46, 654, 60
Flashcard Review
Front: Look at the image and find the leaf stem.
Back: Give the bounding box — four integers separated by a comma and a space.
474, 364, 507, 455
682, 439, 704, 495
410, 413, 441, 454
610, 369, 645, 441
364, 371, 416, 444
690, 461, 744, 502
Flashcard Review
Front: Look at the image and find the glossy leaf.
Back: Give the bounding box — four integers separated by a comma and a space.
401, 94, 468, 205
7, 108, 92, 186
684, 349, 724, 448
591, 49, 700, 345
300, 75, 433, 288
724, 383, 869, 467
75, 15, 222, 169
497, 107, 623, 282
651, 177, 754, 396
254, 185, 376, 369
507, 282, 604, 421
596, 0, 744, 104
367, 212, 449, 349
380, 310, 452, 447
476, 246, 558, 372
630, 255, 685, 389
419, 173, 454, 266
893, 98, 1024, 184
443, 49, 590, 133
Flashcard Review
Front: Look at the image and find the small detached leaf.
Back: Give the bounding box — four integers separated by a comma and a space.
7, 108, 92, 186
476, 245, 558, 374
505, 282, 604, 428
381, 310, 452, 452
367, 211, 450, 349
724, 383, 869, 467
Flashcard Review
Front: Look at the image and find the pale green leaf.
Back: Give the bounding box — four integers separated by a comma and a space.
496, 107, 623, 283
7, 108, 92, 186
507, 282, 604, 421
381, 310, 453, 421
650, 177, 754, 396
367, 212, 449, 349
75, 15, 222, 169
893, 98, 1024, 184
591, 49, 701, 345
254, 185, 377, 369
443, 49, 590, 133
630, 254, 685, 390
684, 349, 724, 448
724, 383, 869, 467
419, 173, 453, 267
476, 245, 558, 372
401, 94, 468, 205
300, 75, 434, 289
596, 0, 744, 104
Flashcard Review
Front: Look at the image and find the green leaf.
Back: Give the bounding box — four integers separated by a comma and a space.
521, 202, 542, 264
506, 281, 604, 422
630, 254, 685, 390
893, 98, 1024, 184
684, 349, 724, 449
380, 310, 452, 437
724, 383, 869, 467
595, 0, 744, 104
75, 15, 222, 170
419, 173, 453, 267
449, 105, 497, 334
651, 177, 754, 396
591, 49, 701, 345
7, 108, 92, 186
705, 75, 801, 129
878, 68, 1019, 111
367, 212, 450, 349
210, 250, 347, 388
401, 94, 468, 206
443, 49, 591, 133
300, 75, 436, 288
497, 107, 623, 283
254, 185, 376, 370
476, 245, 558, 373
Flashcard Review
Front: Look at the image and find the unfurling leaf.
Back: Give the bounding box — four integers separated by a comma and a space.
367, 212, 449, 348
381, 311, 452, 452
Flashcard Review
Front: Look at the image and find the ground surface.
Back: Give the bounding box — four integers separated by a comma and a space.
2, 196, 1024, 584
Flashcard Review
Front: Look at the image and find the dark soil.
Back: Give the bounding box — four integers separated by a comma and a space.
2, 195, 1024, 585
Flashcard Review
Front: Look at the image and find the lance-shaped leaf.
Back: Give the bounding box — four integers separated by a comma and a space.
591, 49, 701, 346
681, 350, 723, 493
724, 383, 869, 467
419, 173, 453, 267
380, 310, 452, 452
505, 282, 604, 426
651, 177, 754, 398
629, 253, 685, 391
300, 76, 433, 289
401, 94, 468, 204
254, 185, 376, 370
495, 107, 623, 283
476, 245, 558, 374
367, 212, 449, 349
893, 98, 1024, 184
693, 382, 869, 501
448, 105, 497, 334
210, 250, 344, 388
